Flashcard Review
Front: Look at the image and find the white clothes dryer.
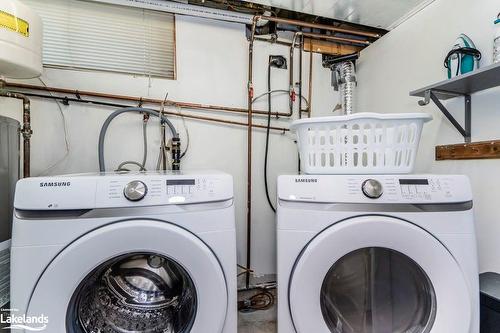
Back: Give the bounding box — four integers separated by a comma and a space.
277, 174, 479, 333
10, 171, 236, 333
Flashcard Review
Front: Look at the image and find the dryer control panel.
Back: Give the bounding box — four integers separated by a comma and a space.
278, 174, 471, 204
14, 171, 234, 210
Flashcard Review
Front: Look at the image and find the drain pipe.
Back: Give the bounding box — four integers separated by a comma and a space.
0, 79, 32, 177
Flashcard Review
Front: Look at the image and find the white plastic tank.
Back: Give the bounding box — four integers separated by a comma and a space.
0, 0, 42, 79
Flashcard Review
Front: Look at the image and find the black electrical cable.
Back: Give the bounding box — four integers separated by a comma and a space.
264, 62, 276, 213
238, 289, 275, 313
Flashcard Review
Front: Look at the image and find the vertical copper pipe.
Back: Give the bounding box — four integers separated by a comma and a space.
298, 34, 303, 119
308, 48, 313, 117
297, 34, 303, 173
288, 32, 303, 117
245, 17, 258, 289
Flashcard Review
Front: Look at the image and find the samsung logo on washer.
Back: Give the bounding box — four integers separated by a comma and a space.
39, 181, 71, 188
295, 178, 318, 183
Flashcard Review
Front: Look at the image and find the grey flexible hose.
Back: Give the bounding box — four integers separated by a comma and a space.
116, 161, 147, 172
115, 120, 148, 172
98, 107, 179, 172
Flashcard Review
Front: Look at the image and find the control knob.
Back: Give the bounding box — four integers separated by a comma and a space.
362, 179, 383, 199
124, 180, 148, 201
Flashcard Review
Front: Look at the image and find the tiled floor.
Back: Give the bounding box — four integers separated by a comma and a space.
238, 306, 277, 333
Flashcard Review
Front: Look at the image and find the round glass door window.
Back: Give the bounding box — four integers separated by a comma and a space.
66, 252, 197, 333
320, 247, 436, 333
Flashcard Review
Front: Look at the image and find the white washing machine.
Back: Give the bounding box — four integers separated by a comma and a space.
277, 174, 479, 333
10, 171, 236, 333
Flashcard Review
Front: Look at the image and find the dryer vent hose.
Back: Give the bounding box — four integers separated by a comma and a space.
337, 61, 357, 115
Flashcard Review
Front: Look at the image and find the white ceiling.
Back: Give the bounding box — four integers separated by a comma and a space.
241, 0, 435, 30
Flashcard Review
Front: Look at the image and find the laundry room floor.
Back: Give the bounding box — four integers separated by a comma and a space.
238, 289, 277, 333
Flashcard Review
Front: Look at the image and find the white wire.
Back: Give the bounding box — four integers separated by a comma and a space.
37, 77, 70, 176
252, 89, 310, 108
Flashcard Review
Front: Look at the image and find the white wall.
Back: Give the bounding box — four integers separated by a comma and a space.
357, 0, 500, 273
0, 15, 337, 277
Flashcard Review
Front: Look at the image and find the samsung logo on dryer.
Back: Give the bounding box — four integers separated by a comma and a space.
295, 178, 318, 183
39, 181, 71, 187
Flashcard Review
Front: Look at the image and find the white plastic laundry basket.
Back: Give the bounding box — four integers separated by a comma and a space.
290, 113, 432, 174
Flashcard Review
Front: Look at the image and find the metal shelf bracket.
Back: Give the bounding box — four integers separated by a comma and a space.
417, 89, 471, 143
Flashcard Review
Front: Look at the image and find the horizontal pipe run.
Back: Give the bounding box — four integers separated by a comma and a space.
5, 82, 293, 118
253, 15, 381, 39
12, 91, 289, 132
254, 36, 293, 47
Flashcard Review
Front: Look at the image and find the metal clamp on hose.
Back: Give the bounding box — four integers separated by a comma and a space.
171, 137, 181, 171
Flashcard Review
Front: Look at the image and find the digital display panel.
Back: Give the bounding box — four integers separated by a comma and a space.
399, 179, 429, 185
167, 179, 196, 186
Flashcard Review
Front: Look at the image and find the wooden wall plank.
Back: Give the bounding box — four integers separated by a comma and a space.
303, 38, 363, 55
436, 140, 500, 160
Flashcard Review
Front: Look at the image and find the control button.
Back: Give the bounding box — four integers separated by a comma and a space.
362, 179, 384, 199
124, 181, 148, 201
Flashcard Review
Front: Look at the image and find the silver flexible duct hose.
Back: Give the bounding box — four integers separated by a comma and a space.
337, 61, 356, 115
98, 107, 179, 172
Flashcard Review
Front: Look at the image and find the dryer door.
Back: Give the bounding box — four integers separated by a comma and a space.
27, 219, 228, 333
289, 215, 472, 333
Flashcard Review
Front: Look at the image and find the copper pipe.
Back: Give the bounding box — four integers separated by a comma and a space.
298, 35, 303, 120
254, 36, 293, 47
5, 82, 293, 118
12, 90, 289, 133
245, 17, 258, 289
289, 30, 364, 117
0, 80, 32, 178
171, 109, 287, 131
307, 47, 313, 116
288, 33, 299, 117
253, 15, 381, 39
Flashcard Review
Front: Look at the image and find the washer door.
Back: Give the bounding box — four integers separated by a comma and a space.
289, 216, 472, 333
27, 219, 228, 333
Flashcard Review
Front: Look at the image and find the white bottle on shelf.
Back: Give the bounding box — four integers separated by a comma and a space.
495, 13, 500, 63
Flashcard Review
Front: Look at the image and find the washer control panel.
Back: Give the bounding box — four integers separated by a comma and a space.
13, 172, 234, 210
278, 174, 471, 204
398, 178, 448, 201
98, 174, 230, 207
